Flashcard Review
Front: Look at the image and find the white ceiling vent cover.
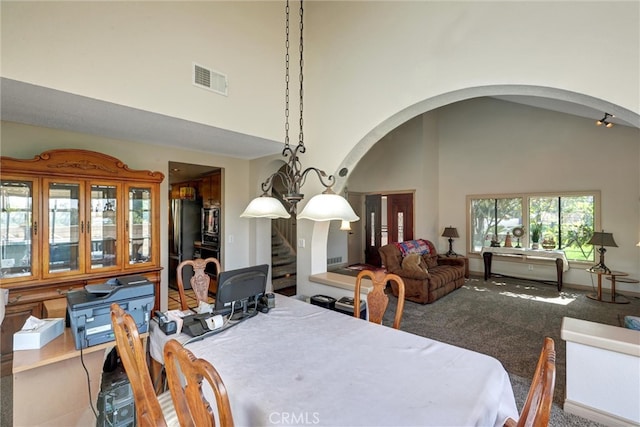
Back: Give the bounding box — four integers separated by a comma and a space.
193, 62, 228, 96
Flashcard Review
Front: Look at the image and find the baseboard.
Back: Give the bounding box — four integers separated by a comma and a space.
564, 399, 639, 426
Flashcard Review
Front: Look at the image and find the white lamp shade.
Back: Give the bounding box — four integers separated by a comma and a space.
297, 193, 360, 222
240, 196, 291, 219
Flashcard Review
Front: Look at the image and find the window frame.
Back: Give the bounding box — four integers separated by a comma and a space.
466, 190, 601, 265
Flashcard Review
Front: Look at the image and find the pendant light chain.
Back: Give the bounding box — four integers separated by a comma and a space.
284, 1, 290, 148
241, 0, 359, 222
298, 0, 304, 148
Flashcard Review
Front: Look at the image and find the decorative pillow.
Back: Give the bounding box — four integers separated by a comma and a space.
394, 239, 431, 257
402, 253, 428, 273
624, 316, 640, 331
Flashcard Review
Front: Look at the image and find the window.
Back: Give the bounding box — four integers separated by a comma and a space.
467, 191, 599, 262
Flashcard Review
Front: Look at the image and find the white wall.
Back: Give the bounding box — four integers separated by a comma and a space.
0, 121, 253, 309
0, 1, 284, 143
340, 98, 640, 293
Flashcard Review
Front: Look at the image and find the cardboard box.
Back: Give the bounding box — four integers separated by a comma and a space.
13, 318, 64, 350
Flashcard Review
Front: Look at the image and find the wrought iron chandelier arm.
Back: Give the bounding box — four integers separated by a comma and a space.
299, 166, 336, 191
260, 170, 293, 195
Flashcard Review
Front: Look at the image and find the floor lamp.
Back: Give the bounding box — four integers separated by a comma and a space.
442, 227, 460, 257
587, 231, 617, 273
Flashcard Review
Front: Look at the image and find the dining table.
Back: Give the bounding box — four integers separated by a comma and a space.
150, 293, 518, 426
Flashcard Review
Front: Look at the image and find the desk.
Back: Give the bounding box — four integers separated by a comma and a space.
481, 247, 568, 291
587, 270, 630, 304
13, 328, 148, 426
151, 295, 518, 426
13, 328, 113, 426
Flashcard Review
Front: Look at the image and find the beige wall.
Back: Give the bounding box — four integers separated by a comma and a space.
343, 98, 640, 291
1, 1, 284, 143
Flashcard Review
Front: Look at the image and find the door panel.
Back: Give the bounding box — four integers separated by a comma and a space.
364, 194, 382, 266
388, 193, 414, 243
363, 193, 414, 267
347, 192, 364, 265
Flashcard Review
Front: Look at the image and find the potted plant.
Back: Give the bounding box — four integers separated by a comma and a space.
531, 223, 542, 249
542, 234, 556, 250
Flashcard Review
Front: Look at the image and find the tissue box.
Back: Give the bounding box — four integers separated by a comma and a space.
13, 318, 64, 350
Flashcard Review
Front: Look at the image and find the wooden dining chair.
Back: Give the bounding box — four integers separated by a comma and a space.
164, 339, 234, 427
110, 303, 179, 427
504, 337, 556, 427
177, 257, 221, 311
354, 269, 406, 329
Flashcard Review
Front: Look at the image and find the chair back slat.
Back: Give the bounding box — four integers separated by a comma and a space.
504, 337, 556, 427
354, 269, 405, 329
177, 257, 221, 311
110, 303, 168, 427
164, 339, 234, 427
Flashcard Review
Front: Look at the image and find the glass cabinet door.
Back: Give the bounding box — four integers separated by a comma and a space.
43, 180, 84, 277
89, 183, 120, 271
126, 185, 155, 267
0, 178, 39, 282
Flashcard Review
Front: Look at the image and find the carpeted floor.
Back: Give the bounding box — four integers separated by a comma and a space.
380, 274, 640, 426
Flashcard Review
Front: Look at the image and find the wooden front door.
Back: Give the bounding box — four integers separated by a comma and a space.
364, 193, 414, 267
387, 193, 414, 243
364, 194, 382, 266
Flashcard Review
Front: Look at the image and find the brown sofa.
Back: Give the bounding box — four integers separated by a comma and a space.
379, 239, 467, 304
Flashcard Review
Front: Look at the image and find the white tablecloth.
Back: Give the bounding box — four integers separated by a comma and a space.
482, 246, 569, 271
151, 295, 518, 427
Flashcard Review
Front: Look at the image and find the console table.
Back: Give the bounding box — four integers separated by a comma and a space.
481, 247, 569, 291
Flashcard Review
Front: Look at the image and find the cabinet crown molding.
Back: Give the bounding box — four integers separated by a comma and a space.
1, 149, 164, 182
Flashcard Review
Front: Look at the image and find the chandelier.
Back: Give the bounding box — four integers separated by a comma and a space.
241, 0, 359, 222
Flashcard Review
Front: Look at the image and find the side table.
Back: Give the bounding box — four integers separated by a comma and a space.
587, 270, 630, 304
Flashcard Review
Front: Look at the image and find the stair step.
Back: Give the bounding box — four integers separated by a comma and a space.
273, 264, 296, 278
272, 255, 296, 266
272, 275, 297, 290
272, 245, 291, 256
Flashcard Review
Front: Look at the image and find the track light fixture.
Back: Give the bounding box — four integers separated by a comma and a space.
596, 113, 614, 128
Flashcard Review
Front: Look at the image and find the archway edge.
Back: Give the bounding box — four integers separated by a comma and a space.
333, 84, 640, 193
300, 84, 639, 291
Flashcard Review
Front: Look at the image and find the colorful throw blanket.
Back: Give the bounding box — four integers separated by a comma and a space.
394, 239, 432, 256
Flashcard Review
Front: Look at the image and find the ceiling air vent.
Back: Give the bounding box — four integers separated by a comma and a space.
193, 62, 228, 96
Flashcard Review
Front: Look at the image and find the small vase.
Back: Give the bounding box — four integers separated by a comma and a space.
532, 242, 539, 250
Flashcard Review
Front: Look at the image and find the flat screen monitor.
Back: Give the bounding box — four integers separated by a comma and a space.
214, 264, 269, 320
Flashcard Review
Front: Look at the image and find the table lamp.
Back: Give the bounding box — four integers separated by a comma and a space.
587, 231, 617, 273
442, 226, 460, 257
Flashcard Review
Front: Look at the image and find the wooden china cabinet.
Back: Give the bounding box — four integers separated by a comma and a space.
0, 149, 164, 375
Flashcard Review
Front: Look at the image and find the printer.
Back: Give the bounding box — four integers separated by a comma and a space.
66, 275, 155, 350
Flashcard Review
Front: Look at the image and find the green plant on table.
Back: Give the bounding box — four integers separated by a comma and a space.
531, 223, 542, 243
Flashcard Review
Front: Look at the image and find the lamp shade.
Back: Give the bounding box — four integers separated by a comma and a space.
297, 192, 359, 222
587, 231, 617, 247
240, 195, 291, 219
442, 227, 459, 238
